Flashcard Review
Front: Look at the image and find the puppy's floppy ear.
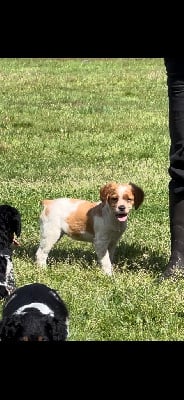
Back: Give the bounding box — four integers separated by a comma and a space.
0, 285, 9, 300
45, 316, 69, 341
129, 182, 144, 210
100, 182, 116, 203
0, 315, 23, 341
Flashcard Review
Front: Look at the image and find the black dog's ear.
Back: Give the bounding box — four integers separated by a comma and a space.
0, 315, 23, 342
0, 320, 3, 340
45, 316, 69, 341
0, 285, 9, 300
10, 208, 22, 237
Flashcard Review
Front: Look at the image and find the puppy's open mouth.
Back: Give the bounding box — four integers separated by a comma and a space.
116, 213, 127, 222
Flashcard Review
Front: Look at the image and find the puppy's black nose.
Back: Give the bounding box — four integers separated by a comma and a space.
118, 205, 125, 212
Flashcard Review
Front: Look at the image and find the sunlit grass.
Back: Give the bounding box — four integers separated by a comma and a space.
0, 57, 180, 341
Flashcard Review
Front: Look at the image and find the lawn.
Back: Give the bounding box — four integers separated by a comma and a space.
0, 57, 183, 340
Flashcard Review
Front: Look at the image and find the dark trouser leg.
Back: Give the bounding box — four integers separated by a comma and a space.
164, 58, 184, 277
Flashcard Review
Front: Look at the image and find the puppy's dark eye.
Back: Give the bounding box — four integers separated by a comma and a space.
19, 336, 29, 341
111, 197, 118, 202
38, 336, 48, 341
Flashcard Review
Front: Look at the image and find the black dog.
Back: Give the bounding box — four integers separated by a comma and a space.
0, 205, 21, 299
0, 283, 69, 341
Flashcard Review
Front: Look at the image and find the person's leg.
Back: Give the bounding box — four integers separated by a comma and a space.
164, 58, 184, 277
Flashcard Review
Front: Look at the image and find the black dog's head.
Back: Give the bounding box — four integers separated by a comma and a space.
0, 204, 21, 245
0, 310, 69, 342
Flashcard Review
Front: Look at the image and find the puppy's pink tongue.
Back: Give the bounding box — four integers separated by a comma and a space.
117, 215, 127, 222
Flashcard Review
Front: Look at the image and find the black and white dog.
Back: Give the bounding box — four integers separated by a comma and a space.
0, 283, 69, 341
0, 205, 21, 299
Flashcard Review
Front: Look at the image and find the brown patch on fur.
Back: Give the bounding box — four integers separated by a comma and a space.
120, 188, 134, 202
100, 182, 132, 202
100, 182, 118, 203
66, 201, 99, 236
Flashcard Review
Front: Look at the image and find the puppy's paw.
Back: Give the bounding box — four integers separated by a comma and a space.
102, 267, 113, 276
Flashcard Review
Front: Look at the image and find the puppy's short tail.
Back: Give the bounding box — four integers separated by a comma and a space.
40, 199, 53, 207
40, 199, 54, 218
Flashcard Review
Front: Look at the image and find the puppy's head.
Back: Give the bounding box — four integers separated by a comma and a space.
0, 312, 69, 342
100, 181, 144, 222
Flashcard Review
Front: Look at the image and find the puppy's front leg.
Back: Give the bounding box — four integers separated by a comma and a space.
108, 238, 119, 263
94, 238, 113, 276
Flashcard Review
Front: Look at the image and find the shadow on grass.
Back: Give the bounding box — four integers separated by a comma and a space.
14, 243, 96, 268
14, 240, 167, 275
115, 242, 167, 275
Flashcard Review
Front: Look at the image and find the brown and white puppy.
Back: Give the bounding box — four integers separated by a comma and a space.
35, 182, 144, 275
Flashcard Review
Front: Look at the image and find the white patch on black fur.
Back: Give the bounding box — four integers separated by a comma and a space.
66, 317, 69, 336
50, 289, 63, 302
0, 204, 21, 298
14, 302, 55, 316
0, 255, 15, 295
5, 257, 15, 292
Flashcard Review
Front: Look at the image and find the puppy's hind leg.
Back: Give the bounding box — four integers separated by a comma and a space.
36, 224, 64, 267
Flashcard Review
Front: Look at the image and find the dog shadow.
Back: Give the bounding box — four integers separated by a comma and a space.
14, 241, 167, 275
115, 242, 167, 275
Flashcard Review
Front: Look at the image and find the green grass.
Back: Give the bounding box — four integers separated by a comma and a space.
1, 57, 183, 341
